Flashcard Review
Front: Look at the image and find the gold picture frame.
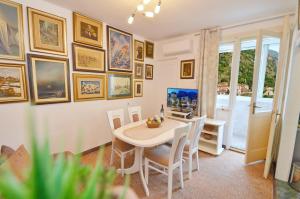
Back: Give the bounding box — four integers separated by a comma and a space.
0, 0, 25, 60
134, 39, 144, 62
145, 64, 153, 80
134, 80, 143, 97
27, 54, 70, 105
73, 73, 106, 102
0, 63, 28, 103
134, 62, 144, 79
72, 43, 105, 73
145, 40, 154, 59
27, 7, 67, 56
180, 59, 195, 79
73, 12, 103, 48
107, 72, 133, 100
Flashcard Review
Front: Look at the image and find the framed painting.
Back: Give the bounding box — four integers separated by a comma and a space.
27, 54, 70, 105
145, 64, 153, 80
145, 40, 154, 59
73, 73, 105, 102
134, 80, 143, 97
107, 26, 133, 72
72, 43, 105, 73
180, 59, 195, 79
27, 7, 67, 56
134, 39, 144, 62
73, 12, 103, 48
0, 0, 25, 60
0, 63, 27, 103
134, 62, 144, 79
107, 72, 133, 100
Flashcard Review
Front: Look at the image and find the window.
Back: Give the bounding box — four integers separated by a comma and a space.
237, 39, 256, 97
217, 43, 234, 108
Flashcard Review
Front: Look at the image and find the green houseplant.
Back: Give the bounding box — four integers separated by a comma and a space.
0, 111, 129, 199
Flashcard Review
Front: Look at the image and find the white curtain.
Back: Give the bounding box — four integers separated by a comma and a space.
197, 28, 221, 118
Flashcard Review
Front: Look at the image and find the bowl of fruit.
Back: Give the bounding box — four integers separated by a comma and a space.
146, 116, 162, 128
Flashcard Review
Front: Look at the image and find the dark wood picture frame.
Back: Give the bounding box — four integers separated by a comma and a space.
72, 43, 106, 73
180, 59, 195, 79
27, 54, 71, 105
145, 64, 153, 80
107, 26, 133, 73
145, 40, 154, 59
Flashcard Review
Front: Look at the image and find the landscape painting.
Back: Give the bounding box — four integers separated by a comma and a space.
73, 73, 105, 101
73, 12, 103, 47
107, 26, 133, 72
28, 7, 67, 56
0, 0, 24, 60
107, 73, 132, 100
73, 43, 105, 73
28, 54, 70, 104
0, 63, 27, 103
134, 62, 144, 79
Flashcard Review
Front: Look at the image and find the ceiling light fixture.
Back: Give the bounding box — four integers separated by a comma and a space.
137, 4, 144, 11
144, 11, 154, 18
143, 0, 151, 5
128, 14, 135, 24
127, 0, 162, 24
154, 0, 161, 14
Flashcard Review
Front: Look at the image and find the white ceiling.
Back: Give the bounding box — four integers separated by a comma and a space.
46, 0, 296, 41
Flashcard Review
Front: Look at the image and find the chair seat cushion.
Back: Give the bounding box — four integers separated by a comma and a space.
144, 145, 171, 167
114, 138, 135, 152
1, 145, 15, 160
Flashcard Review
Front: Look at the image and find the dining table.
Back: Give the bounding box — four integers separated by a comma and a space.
112, 118, 187, 196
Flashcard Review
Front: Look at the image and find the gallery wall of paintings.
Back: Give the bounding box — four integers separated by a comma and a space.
0, 0, 156, 105
0, 0, 157, 152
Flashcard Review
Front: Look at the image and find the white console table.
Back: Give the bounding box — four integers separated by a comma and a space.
199, 119, 225, 155
166, 115, 225, 156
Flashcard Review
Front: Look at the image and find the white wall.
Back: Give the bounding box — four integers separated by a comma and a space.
0, 0, 157, 153
154, 18, 285, 147
275, 30, 300, 181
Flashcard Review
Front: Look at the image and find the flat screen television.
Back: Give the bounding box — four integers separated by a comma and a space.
167, 88, 198, 114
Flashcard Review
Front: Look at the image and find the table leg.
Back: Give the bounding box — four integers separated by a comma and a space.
117, 148, 140, 175
138, 147, 149, 196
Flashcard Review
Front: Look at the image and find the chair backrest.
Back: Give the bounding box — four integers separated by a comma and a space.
189, 116, 206, 150
169, 123, 192, 165
128, 106, 142, 123
107, 109, 125, 130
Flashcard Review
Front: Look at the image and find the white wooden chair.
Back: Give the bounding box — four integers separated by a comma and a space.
183, 116, 206, 179
144, 123, 192, 199
107, 109, 135, 176
128, 106, 142, 123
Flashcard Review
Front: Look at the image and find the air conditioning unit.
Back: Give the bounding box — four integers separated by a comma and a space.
162, 39, 193, 56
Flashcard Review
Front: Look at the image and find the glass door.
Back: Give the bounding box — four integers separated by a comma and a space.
231, 39, 257, 151
245, 30, 282, 164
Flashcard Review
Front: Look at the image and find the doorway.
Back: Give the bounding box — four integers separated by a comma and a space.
217, 32, 281, 154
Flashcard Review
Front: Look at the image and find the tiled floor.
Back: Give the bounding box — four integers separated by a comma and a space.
276, 180, 300, 199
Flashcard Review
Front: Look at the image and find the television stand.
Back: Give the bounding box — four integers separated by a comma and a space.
167, 110, 192, 120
